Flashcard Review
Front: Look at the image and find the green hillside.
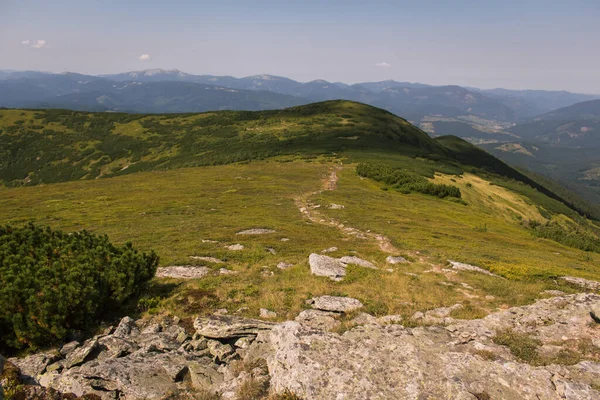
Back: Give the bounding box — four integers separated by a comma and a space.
1, 100, 599, 352
0, 101, 445, 186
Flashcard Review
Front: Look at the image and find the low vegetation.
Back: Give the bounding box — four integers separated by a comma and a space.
0, 223, 158, 352
356, 161, 461, 198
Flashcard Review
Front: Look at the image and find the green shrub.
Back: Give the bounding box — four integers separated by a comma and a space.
525, 219, 600, 253
0, 223, 158, 352
356, 162, 461, 199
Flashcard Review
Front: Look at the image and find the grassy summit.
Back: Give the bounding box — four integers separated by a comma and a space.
0, 100, 599, 335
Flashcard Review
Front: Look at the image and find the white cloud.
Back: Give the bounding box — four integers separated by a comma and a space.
21, 39, 47, 48
138, 54, 151, 61
31, 40, 47, 49
375, 62, 391, 68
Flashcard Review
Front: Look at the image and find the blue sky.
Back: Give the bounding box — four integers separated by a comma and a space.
1, 0, 599, 92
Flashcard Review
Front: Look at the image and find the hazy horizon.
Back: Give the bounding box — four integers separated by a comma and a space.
2, 0, 599, 93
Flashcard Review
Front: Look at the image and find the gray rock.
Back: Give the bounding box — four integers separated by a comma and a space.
188, 361, 223, 391
65, 338, 99, 368
561, 276, 600, 291
339, 256, 377, 269
194, 315, 275, 339
98, 336, 138, 359
155, 265, 210, 279
113, 316, 139, 338
59, 341, 80, 356
207, 341, 234, 361
8, 351, 60, 385
260, 308, 277, 319
236, 228, 276, 235
386, 256, 408, 264
295, 309, 340, 331
234, 337, 254, 349
277, 262, 294, 270
307, 295, 364, 313
327, 203, 345, 209
448, 260, 499, 277
308, 253, 347, 281
226, 244, 245, 251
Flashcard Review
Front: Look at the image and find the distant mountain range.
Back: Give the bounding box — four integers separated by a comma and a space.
1, 69, 597, 123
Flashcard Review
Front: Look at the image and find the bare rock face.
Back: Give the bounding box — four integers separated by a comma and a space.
307, 295, 364, 313
295, 310, 340, 331
260, 294, 600, 400
308, 253, 347, 281
193, 315, 275, 339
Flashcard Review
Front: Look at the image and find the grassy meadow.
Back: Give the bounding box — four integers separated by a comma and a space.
1, 157, 596, 323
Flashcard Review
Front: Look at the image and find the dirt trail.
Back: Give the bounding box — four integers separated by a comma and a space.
295, 166, 402, 255
294, 166, 467, 280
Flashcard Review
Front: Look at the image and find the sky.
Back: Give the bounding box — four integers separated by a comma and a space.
1, 0, 599, 93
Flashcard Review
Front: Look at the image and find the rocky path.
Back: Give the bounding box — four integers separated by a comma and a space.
294, 166, 402, 255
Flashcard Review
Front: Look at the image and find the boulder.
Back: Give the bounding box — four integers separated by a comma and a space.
9, 351, 61, 384
308, 254, 347, 281
207, 341, 234, 361
188, 361, 223, 390
307, 296, 364, 313
193, 315, 275, 339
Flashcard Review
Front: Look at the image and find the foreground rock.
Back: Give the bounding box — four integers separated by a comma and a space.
261, 294, 600, 399
307, 296, 364, 313
155, 265, 210, 279
8, 294, 600, 399
386, 255, 408, 264
308, 253, 377, 281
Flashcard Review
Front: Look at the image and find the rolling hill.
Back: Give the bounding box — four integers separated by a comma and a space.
2, 100, 600, 399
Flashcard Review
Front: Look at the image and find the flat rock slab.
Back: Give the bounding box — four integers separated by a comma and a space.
307, 296, 364, 313
561, 276, 600, 291
226, 244, 245, 251
193, 315, 275, 339
309, 254, 377, 281
155, 266, 210, 279
236, 229, 276, 235
309, 254, 347, 281
339, 256, 377, 269
448, 260, 499, 277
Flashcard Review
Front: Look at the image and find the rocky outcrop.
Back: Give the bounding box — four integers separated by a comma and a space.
8, 294, 600, 399
262, 294, 600, 399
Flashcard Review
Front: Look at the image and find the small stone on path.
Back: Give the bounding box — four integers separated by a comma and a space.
236, 229, 276, 235
156, 266, 210, 279
227, 244, 244, 251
